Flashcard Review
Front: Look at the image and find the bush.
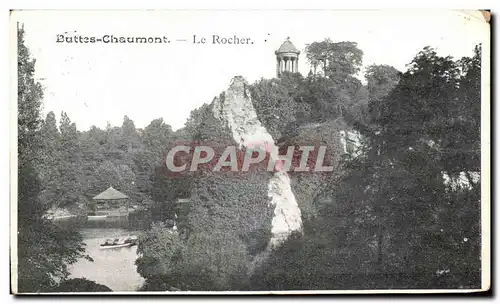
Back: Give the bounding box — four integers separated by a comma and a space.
54, 278, 112, 292
136, 226, 250, 291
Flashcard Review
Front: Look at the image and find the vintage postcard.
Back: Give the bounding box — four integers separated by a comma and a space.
10, 9, 490, 294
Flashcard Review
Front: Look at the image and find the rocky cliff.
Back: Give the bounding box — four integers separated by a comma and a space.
212, 76, 303, 247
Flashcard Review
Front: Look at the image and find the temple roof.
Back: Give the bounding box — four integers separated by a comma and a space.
92, 186, 129, 200
276, 37, 300, 54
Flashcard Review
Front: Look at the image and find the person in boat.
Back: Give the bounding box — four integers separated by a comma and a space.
102, 239, 113, 246
123, 237, 137, 245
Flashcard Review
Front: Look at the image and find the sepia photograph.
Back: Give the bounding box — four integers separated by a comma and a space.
10, 9, 490, 294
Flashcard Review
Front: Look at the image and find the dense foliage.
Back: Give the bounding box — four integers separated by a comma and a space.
55, 278, 112, 292
251, 45, 482, 290
37, 113, 175, 213
133, 40, 483, 291
17, 24, 482, 291
17, 26, 89, 293
136, 102, 274, 291
136, 223, 250, 291
17, 25, 177, 292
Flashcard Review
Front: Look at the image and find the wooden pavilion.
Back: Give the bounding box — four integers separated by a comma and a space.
91, 186, 130, 217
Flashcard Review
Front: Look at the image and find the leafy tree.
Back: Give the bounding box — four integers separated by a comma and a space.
301, 40, 369, 123
250, 64, 368, 138
17, 25, 88, 293
54, 278, 112, 292
119, 115, 141, 152
443, 45, 481, 178
139, 97, 275, 290
142, 118, 173, 157
38, 111, 61, 210
305, 40, 363, 81
58, 112, 85, 207
345, 45, 481, 288
184, 103, 212, 140
250, 75, 302, 139
94, 161, 136, 196
250, 44, 482, 290
131, 150, 157, 201
136, 224, 250, 291
365, 64, 401, 101
78, 125, 106, 199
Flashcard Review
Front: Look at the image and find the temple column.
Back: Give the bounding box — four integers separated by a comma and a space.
275, 37, 300, 77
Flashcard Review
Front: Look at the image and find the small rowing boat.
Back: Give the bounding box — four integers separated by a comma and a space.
100, 236, 138, 250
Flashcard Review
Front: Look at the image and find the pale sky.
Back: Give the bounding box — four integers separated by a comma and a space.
13, 10, 487, 131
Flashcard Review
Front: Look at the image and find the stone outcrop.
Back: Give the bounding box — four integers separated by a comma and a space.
212, 76, 302, 248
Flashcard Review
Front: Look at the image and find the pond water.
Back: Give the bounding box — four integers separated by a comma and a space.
67, 228, 145, 292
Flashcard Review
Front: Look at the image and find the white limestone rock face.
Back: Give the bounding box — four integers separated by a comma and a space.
213, 76, 275, 148
267, 171, 303, 247
212, 76, 302, 248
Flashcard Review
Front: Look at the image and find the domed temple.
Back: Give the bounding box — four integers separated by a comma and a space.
275, 37, 300, 77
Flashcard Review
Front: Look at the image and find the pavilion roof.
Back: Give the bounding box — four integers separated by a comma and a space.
92, 186, 129, 200
276, 37, 300, 54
